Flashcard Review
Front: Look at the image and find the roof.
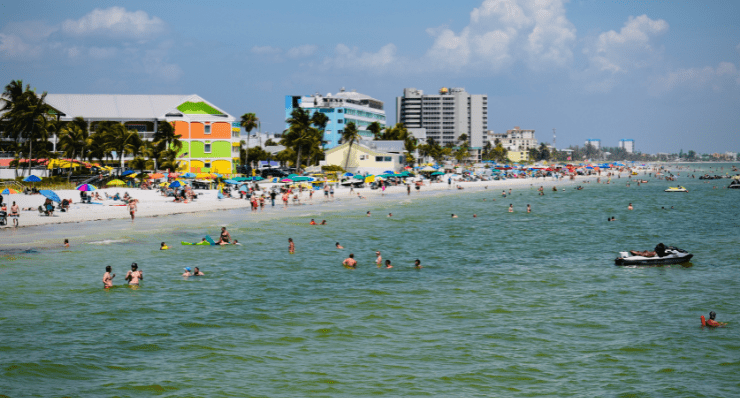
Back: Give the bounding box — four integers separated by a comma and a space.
325, 141, 400, 157
40, 94, 233, 121
332, 91, 375, 101
365, 140, 406, 153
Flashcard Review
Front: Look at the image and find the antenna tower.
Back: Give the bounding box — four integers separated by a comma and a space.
552, 128, 556, 147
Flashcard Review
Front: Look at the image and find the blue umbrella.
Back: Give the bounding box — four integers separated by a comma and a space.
39, 189, 61, 203
121, 170, 135, 176
238, 185, 248, 191
224, 179, 239, 184
182, 172, 196, 178
169, 180, 183, 188
23, 175, 42, 182
249, 176, 264, 181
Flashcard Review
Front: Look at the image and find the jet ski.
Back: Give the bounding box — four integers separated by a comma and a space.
664, 186, 688, 192
615, 246, 693, 266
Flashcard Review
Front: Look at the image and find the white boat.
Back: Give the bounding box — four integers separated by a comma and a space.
615, 246, 693, 266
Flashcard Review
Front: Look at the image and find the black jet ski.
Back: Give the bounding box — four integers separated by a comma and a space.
615, 246, 693, 266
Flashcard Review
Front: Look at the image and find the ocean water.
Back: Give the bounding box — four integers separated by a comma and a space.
2, 163, 739, 397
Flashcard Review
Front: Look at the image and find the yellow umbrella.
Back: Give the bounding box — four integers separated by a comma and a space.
125, 173, 138, 179
108, 179, 126, 186
365, 175, 375, 183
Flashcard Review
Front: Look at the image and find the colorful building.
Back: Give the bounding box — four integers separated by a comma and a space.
43, 94, 239, 174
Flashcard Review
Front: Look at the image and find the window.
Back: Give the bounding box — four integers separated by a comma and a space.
205, 161, 211, 168
337, 109, 343, 113
338, 119, 344, 124
359, 155, 367, 160
204, 124, 211, 134
204, 143, 211, 153
375, 156, 384, 162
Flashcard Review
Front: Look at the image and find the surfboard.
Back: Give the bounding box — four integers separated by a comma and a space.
181, 241, 193, 245
205, 235, 216, 246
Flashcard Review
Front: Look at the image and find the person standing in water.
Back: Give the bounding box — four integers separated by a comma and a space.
343, 254, 357, 268
288, 238, 295, 254
103, 266, 115, 288
125, 263, 142, 285
414, 259, 422, 269
508, 204, 514, 213
375, 251, 382, 267
384, 259, 393, 269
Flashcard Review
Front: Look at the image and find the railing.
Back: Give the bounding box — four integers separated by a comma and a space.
0, 180, 26, 192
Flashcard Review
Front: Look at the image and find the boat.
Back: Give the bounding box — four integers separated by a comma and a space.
615, 246, 693, 266
729, 179, 740, 189
664, 186, 688, 192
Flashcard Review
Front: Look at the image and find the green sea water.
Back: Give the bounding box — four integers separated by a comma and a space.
1, 163, 739, 397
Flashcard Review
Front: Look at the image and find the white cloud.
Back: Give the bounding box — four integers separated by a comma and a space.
650, 61, 740, 95
324, 43, 398, 71
61, 7, 165, 39
585, 15, 668, 74
424, 0, 576, 71
0, 33, 43, 59
0, 21, 57, 60
88, 46, 118, 59
286, 44, 317, 59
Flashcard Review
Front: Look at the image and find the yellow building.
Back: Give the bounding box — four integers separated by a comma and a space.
507, 150, 529, 163
324, 141, 406, 175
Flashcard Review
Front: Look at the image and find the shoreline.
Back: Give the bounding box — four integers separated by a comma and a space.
0, 173, 608, 248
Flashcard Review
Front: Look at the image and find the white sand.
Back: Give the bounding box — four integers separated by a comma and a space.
0, 173, 613, 229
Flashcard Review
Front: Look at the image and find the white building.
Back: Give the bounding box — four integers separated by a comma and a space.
585, 139, 601, 149
396, 87, 488, 159
503, 126, 537, 152
618, 139, 635, 153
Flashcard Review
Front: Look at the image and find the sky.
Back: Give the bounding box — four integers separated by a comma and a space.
2, 0, 739, 154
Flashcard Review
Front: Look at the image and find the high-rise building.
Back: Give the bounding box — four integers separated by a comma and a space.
618, 139, 634, 153
585, 139, 601, 149
285, 88, 386, 149
396, 87, 488, 158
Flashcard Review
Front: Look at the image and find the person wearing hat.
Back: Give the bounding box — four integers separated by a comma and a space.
125, 263, 143, 285
182, 267, 192, 277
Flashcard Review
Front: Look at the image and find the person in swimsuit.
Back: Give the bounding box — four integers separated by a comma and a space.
10, 201, 19, 227
183, 267, 193, 277
628, 203, 633, 210
527, 204, 531, 213
288, 238, 295, 254
705, 311, 727, 327
343, 254, 357, 268
127, 200, 137, 220
375, 251, 382, 267
414, 259, 422, 269
320, 220, 327, 225
160, 242, 168, 250
508, 204, 513, 213
125, 263, 142, 285
193, 267, 204, 276
336, 242, 344, 249
103, 266, 115, 288
384, 259, 393, 269
310, 219, 317, 225
64, 239, 70, 248
218, 227, 231, 245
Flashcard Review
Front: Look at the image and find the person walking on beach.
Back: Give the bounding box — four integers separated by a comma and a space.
127, 199, 137, 220
103, 266, 115, 288
270, 190, 276, 207
125, 263, 143, 285
288, 238, 295, 254
407, 185, 411, 195
343, 254, 357, 268
10, 201, 19, 227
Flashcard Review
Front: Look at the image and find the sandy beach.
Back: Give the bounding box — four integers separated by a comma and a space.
1, 173, 610, 232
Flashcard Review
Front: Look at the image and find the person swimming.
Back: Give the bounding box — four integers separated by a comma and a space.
414, 259, 422, 269
705, 311, 727, 327
343, 254, 357, 268
336, 242, 344, 249
160, 242, 168, 250
183, 267, 193, 277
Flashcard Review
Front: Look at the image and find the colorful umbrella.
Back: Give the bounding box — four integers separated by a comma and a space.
149, 173, 164, 179
232, 176, 249, 181
280, 178, 292, 183
224, 179, 239, 184
182, 172, 196, 178
1, 188, 19, 194
23, 175, 42, 182
169, 180, 184, 188
39, 189, 61, 203
108, 179, 126, 186
76, 184, 97, 191
121, 170, 135, 176
124, 173, 138, 179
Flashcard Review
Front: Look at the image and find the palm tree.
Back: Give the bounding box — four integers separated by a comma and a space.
341, 122, 360, 171
284, 108, 311, 170
153, 121, 182, 151
106, 123, 143, 170
58, 123, 89, 182
240, 112, 259, 172
1, 82, 54, 176
367, 121, 382, 140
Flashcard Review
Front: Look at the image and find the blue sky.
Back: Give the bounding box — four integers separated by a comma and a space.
2, 0, 739, 154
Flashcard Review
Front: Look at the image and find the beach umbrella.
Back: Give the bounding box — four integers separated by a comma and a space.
169, 180, 183, 188
76, 184, 97, 191
224, 179, 239, 184
39, 189, 61, 203
23, 175, 42, 182
1, 188, 19, 194
182, 172, 196, 178
238, 184, 248, 191
291, 176, 311, 182
420, 166, 436, 172
149, 173, 164, 179
124, 173, 138, 179
365, 175, 375, 183
251, 176, 264, 181
280, 178, 292, 183
353, 175, 364, 180
343, 172, 354, 177
431, 171, 445, 176
232, 176, 248, 181
121, 170, 135, 176
383, 170, 394, 175
108, 179, 126, 186
196, 173, 216, 179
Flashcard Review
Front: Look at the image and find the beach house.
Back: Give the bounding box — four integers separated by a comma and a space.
324, 141, 406, 175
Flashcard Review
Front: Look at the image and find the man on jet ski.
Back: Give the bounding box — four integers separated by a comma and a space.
630, 243, 667, 258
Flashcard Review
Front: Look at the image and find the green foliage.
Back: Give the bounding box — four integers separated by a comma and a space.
321, 165, 345, 172
177, 101, 223, 115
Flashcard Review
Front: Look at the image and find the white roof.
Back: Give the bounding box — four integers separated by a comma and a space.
43, 94, 233, 121
332, 91, 375, 101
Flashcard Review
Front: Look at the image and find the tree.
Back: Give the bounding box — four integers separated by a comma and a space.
264, 138, 278, 146
283, 108, 324, 170
106, 123, 143, 169
367, 121, 382, 140
491, 141, 508, 163
454, 146, 470, 164
58, 123, 89, 182
341, 122, 360, 171
538, 142, 550, 162
240, 112, 259, 169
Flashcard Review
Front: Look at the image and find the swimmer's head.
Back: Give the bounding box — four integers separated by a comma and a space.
106, 265, 112, 272
184, 267, 192, 272
710, 311, 716, 320
131, 263, 138, 270
349, 253, 354, 258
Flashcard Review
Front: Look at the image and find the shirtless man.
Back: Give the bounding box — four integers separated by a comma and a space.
527, 204, 531, 213
705, 311, 726, 327
182, 267, 193, 277
384, 259, 393, 269
288, 238, 295, 254
628, 203, 634, 210
125, 263, 142, 285
193, 267, 204, 276
127, 199, 137, 220
343, 253, 357, 268
10, 201, 19, 227
414, 259, 422, 269
375, 251, 382, 267
103, 266, 115, 288
218, 227, 231, 245
336, 242, 344, 249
